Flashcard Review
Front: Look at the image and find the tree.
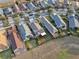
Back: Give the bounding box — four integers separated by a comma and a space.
47, 8, 53, 15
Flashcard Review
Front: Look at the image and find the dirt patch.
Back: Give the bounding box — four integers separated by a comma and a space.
13, 36, 79, 59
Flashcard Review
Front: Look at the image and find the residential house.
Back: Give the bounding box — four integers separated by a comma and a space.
0, 29, 9, 52
26, 2, 36, 10
48, 0, 56, 5
68, 14, 79, 29
40, 16, 58, 37
29, 21, 46, 37
39, 1, 48, 8
11, 4, 21, 13
18, 18, 33, 41
0, 8, 4, 15
7, 26, 26, 55
3, 7, 13, 16
50, 13, 67, 30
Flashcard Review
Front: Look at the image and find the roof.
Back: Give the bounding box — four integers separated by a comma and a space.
11, 26, 24, 49
48, 0, 56, 4
22, 3, 27, 10
7, 29, 17, 50
0, 20, 3, 28
26, 2, 36, 10
19, 19, 32, 37
8, 7, 13, 12
50, 14, 66, 29
3, 8, 9, 14
18, 25, 26, 40
8, 17, 15, 25
14, 4, 21, 12
29, 22, 40, 35
3, 7, 12, 15
19, 3, 28, 11
40, 1, 48, 8
35, 22, 46, 36
68, 15, 79, 28
0, 8, 3, 15
0, 30, 8, 52
22, 23, 31, 35
29, 18, 35, 23
40, 17, 58, 35
7, 26, 25, 52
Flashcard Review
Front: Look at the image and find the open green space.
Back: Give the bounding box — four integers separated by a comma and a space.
57, 49, 70, 59
0, 48, 12, 59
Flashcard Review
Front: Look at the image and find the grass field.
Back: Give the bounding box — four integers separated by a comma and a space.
57, 49, 70, 59
0, 48, 12, 59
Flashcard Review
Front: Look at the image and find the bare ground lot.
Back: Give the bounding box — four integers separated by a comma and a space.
13, 35, 79, 59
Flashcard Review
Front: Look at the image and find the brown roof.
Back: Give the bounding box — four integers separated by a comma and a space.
11, 26, 24, 49
0, 30, 8, 52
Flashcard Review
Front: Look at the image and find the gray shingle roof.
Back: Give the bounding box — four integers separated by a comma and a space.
0, 8, 3, 15
50, 14, 66, 29
26, 2, 36, 10
68, 15, 79, 28
40, 17, 58, 35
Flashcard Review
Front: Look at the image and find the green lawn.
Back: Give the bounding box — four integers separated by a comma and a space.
36, 36, 46, 45
2, 20, 9, 27
45, 16, 56, 26
60, 15, 68, 23
25, 40, 32, 50
57, 49, 70, 59
14, 17, 20, 25
0, 48, 12, 59
30, 39, 38, 48
25, 39, 33, 50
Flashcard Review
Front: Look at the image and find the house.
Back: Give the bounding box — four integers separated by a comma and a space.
15, 4, 21, 13
21, 3, 28, 10
40, 16, 58, 37
18, 3, 28, 11
0, 8, 4, 15
50, 14, 67, 30
29, 15, 35, 23
29, 21, 46, 37
3, 7, 13, 15
18, 18, 33, 41
7, 26, 26, 55
39, 1, 48, 8
12, 4, 21, 13
34, 22, 46, 36
26, 2, 36, 10
68, 14, 79, 29
0, 20, 4, 28
8, 17, 15, 26
0, 29, 9, 52
48, 0, 56, 5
